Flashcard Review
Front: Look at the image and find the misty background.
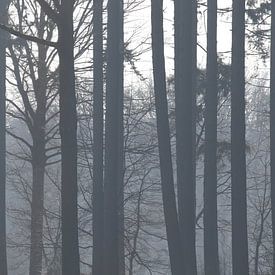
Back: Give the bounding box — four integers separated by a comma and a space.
0, 0, 274, 275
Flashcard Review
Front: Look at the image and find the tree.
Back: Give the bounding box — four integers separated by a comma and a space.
31, 1, 80, 273
0, 0, 87, 272
231, 0, 249, 274
92, 0, 104, 274
270, 0, 275, 273
28, 23, 48, 275
203, 0, 219, 274
151, 0, 184, 274
103, 0, 124, 274
0, 0, 8, 274
7, 3, 58, 272
58, 1, 80, 274
175, 0, 197, 273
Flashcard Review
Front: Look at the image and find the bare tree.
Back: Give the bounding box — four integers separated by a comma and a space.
7, 3, 59, 272
151, 0, 184, 274
29, 1, 80, 273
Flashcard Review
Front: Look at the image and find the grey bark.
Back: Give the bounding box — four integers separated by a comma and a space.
175, 0, 197, 273
231, 0, 249, 274
58, 1, 80, 274
203, 0, 220, 274
151, 1, 184, 274
103, 0, 124, 274
92, 0, 104, 274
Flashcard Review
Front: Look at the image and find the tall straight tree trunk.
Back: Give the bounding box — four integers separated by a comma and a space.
92, 0, 104, 274
231, 0, 249, 274
103, 0, 124, 274
175, 0, 197, 273
203, 0, 219, 274
151, 1, 184, 274
270, 0, 275, 274
58, 1, 80, 274
29, 29, 47, 275
0, 1, 8, 274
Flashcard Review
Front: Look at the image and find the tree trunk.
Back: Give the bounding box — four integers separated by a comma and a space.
29, 35, 47, 275
231, 0, 249, 274
103, 0, 124, 274
203, 0, 219, 274
270, 0, 275, 274
0, 1, 8, 274
58, 1, 80, 274
92, 0, 104, 274
29, 144, 46, 275
175, 0, 197, 273
151, 1, 184, 274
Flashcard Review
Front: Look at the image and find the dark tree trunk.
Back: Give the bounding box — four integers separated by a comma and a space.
29, 142, 46, 275
175, 0, 197, 273
271, 0, 275, 274
151, 1, 184, 274
231, 0, 249, 274
92, 0, 104, 274
203, 0, 219, 274
103, 0, 124, 274
29, 35, 47, 275
0, 1, 8, 274
58, 1, 80, 274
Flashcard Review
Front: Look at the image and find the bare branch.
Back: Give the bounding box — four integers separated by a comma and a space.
0, 23, 58, 48
34, 0, 60, 23
6, 130, 33, 149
